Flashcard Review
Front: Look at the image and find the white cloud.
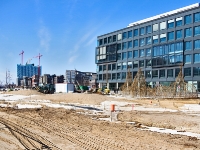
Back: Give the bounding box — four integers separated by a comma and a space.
68, 55, 78, 64
38, 25, 51, 52
85, 36, 96, 47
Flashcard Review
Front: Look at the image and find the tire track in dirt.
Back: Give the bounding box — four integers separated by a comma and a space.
0, 117, 61, 150
14, 113, 127, 150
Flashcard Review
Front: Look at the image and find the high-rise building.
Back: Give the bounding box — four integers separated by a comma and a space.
17, 64, 42, 78
95, 3, 200, 92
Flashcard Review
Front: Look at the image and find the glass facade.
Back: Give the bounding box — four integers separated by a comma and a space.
96, 6, 200, 89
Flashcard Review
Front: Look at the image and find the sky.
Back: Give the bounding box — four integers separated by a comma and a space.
0, 0, 199, 84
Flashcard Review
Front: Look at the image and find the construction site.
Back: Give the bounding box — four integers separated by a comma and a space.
0, 66, 200, 150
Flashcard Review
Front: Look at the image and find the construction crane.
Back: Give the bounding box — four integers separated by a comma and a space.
34, 53, 43, 77
19, 50, 24, 65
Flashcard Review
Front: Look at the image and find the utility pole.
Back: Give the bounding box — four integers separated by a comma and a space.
19, 50, 24, 65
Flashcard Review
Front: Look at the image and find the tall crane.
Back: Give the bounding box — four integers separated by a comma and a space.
34, 53, 43, 77
19, 50, 24, 65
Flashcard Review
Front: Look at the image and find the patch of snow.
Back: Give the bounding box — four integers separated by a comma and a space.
180, 104, 200, 112
142, 126, 200, 139
16, 104, 42, 109
0, 94, 31, 101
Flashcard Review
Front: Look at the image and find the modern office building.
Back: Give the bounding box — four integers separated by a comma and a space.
95, 3, 200, 92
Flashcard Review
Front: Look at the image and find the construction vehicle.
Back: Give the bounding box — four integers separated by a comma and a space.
36, 84, 55, 94
97, 86, 110, 95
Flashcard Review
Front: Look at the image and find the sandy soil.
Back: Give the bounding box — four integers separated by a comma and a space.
0, 90, 200, 150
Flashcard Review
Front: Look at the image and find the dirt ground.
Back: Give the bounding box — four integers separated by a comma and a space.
0, 90, 200, 150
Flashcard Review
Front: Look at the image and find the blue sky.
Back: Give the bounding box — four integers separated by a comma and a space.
0, 0, 199, 84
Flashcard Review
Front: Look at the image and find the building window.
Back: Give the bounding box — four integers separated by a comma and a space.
175, 68, 180, 77
185, 15, 191, 24
184, 54, 191, 64
117, 63, 121, 70
128, 41, 132, 48
128, 62, 132, 69
176, 30, 182, 39
193, 67, 200, 76
113, 35, 116, 42
99, 39, 103, 46
168, 43, 175, 54
122, 52, 127, 60
99, 74, 102, 80
146, 70, 151, 78
176, 17, 182, 26
139, 49, 145, 57
146, 59, 151, 67
140, 27, 145, 35
122, 42, 127, 50
194, 40, 200, 49
194, 26, 200, 36
167, 69, 173, 77
185, 41, 192, 51
175, 54, 183, 63
122, 32, 127, 40
122, 62, 127, 70
169, 55, 175, 64
134, 29, 138, 36
108, 64, 111, 70
122, 72, 126, 79
146, 48, 151, 56
112, 73, 116, 80
146, 25, 151, 33
194, 12, 200, 22
152, 70, 158, 78
118, 33, 122, 41
117, 73, 121, 79
117, 53, 121, 60
153, 35, 158, 44
168, 31, 174, 41
160, 33, 166, 42
128, 51, 132, 58
146, 36, 151, 45
139, 60, 144, 68
168, 19, 174, 28
159, 70, 165, 78
117, 43, 121, 51
185, 28, 192, 37
175, 42, 183, 53
133, 39, 138, 47
194, 53, 200, 63
184, 68, 191, 76
133, 60, 138, 68
133, 50, 138, 58
153, 23, 158, 32
112, 64, 116, 70
108, 36, 112, 43
160, 21, 166, 30
103, 65, 106, 71
99, 65, 102, 71
128, 30, 132, 38
104, 38, 107, 44
139, 38, 145, 46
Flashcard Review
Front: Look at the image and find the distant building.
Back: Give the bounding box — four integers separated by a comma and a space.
17, 64, 42, 87
66, 70, 97, 88
17, 64, 42, 78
